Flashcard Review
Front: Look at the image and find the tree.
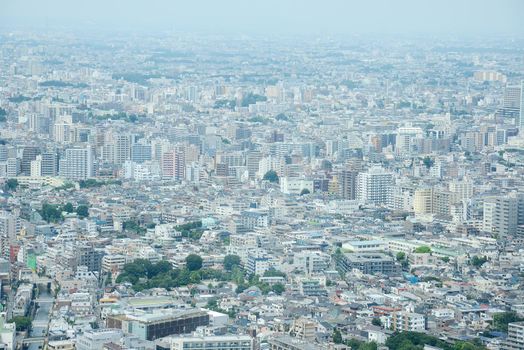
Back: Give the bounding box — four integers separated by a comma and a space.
8, 316, 31, 331
300, 188, 310, 196
0, 108, 6, 122
396, 252, 406, 261
40, 203, 63, 223
263, 170, 279, 183
148, 260, 172, 277
359, 342, 378, 350
5, 179, 18, 191
223, 255, 241, 271
185, 254, 203, 271
123, 220, 146, 234
275, 113, 289, 121
385, 331, 485, 350
414, 246, 431, 254
492, 312, 524, 332
76, 205, 89, 218
263, 268, 286, 278
333, 328, 343, 344
471, 255, 488, 268
423, 156, 434, 169
371, 318, 382, 327
63, 202, 74, 213
271, 283, 285, 295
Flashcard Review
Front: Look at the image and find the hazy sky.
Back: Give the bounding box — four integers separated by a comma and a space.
1, 0, 523, 37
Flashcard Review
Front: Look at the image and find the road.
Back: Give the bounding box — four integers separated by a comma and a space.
26, 289, 52, 350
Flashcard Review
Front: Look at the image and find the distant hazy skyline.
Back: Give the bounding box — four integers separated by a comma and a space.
1, 0, 523, 37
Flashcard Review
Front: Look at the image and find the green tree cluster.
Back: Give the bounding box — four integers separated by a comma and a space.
76, 205, 89, 218
39, 202, 89, 222
248, 116, 270, 124
39, 203, 63, 222
385, 331, 485, 350
8, 95, 32, 103
414, 246, 431, 254
123, 220, 146, 234
223, 255, 241, 271
39, 80, 88, 88
93, 112, 144, 123
371, 318, 382, 327
333, 328, 343, 344
423, 156, 434, 169
263, 170, 279, 183
5, 179, 18, 191
8, 316, 32, 331
206, 298, 237, 318
213, 99, 236, 110
235, 272, 285, 295
175, 221, 203, 240
470, 256, 488, 268
275, 113, 289, 121
263, 268, 286, 278
116, 257, 287, 295
186, 254, 203, 271
492, 312, 524, 332
345, 338, 378, 350
79, 179, 122, 188
241, 93, 267, 107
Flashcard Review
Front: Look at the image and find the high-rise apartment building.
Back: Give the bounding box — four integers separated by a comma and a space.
500, 85, 521, 118
339, 169, 358, 200
41, 152, 59, 176
59, 147, 93, 180
162, 147, 185, 180
502, 321, 524, 350
114, 134, 131, 166
30, 155, 42, 177
483, 193, 524, 236
520, 81, 524, 134
356, 166, 393, 205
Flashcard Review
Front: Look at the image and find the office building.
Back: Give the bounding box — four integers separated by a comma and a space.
337, 252, 399, 275
21, 146, 40, 175
167, 335, 253, 350
131, 143, 152, 163
106, 309, 209, 341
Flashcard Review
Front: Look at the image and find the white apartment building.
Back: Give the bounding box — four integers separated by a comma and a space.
75, 329, 123, 350
59, 147, 93, 180
357, 166, 393, 205
280, 177, 314, 195
387, 311, 425, 332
